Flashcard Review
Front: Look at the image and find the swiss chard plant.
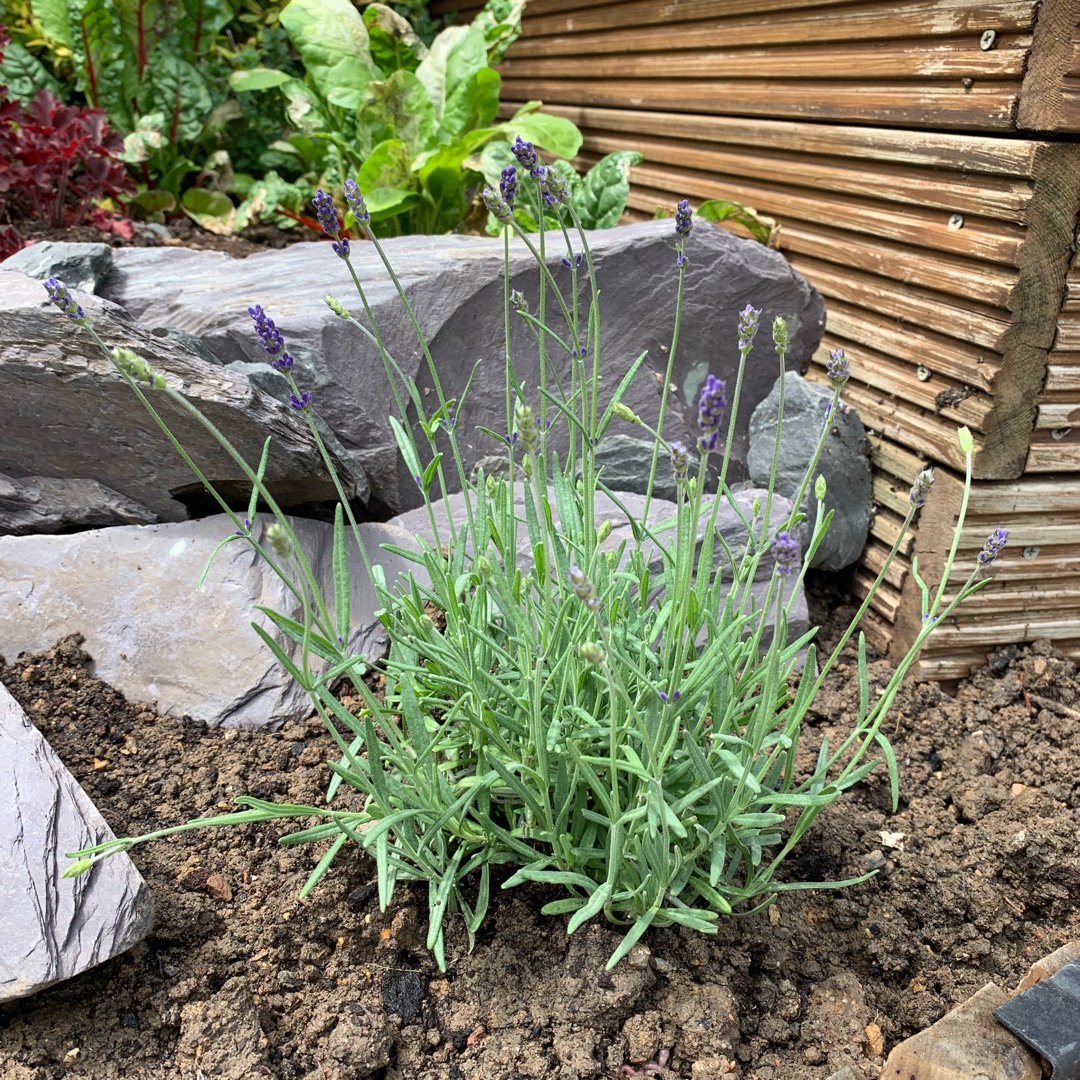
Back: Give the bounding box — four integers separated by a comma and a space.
229, 0, 636, 236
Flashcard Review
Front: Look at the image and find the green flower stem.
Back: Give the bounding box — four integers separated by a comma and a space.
643, 258, 686, 525
81, 324, 335, 638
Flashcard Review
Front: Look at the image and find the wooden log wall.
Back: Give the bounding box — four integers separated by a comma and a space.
431, 0, 1080, 678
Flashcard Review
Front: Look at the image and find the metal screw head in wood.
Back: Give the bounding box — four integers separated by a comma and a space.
980, 29, 997, 50
917, 365, 932, 381
948, 214, 964, 230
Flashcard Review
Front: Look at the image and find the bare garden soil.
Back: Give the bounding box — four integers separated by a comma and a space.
2, 578, 1079, 1080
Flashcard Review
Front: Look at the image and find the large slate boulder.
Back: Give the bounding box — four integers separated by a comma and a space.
747, 372, 872, 571
101, 221, 824, 513
0, 516, 421, 728
0, 269, 369, 530
0, 677, 154, 1001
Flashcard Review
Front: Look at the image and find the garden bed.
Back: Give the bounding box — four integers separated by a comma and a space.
2, 579, 1077, 1080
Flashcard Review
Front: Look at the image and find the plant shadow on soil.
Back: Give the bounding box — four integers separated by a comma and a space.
1, 575, 1078, 1080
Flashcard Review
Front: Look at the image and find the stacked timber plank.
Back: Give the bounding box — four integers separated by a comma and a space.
461, 0, 1080, 677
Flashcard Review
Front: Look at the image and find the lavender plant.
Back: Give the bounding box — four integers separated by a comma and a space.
53, 152, 1006, 969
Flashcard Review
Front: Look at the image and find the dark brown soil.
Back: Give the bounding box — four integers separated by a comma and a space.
2, 580, 1078, 1080
11, 217, 318, 258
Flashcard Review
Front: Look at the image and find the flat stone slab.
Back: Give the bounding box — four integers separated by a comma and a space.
0, 516, 422, 728
101, 220, 824, 513
0, 679, 154, 1002
0, 269, 368, 530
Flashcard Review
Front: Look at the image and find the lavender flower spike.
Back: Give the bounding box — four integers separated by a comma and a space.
482, 186, 513, 224
771, 531, 800, 576
343, 180, 370, 223
826, 348, 850, 388
499, 164, 517, 209
311, 189, 340, 237
249, 304, 294, 371
978, 528, 1008, 567
669, 440, 690, 482
696, 374, 727, 453
43, 277, 86, 322
569, 565, 601, 610
290, 391, 314, 411
511, 135, 539, 171
675, 199, 692, 238
909, 467, 934, 508
737, 304, 761, 350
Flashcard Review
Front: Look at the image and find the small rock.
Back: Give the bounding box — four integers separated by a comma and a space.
320, 1003, 393, 1072
691, 1055, 737, 1078
864, 849, 888, 872
205, 873, 232, 901
623, 1011, 662, 1063
177, 977, 271, 1078
626, 943, 652, 970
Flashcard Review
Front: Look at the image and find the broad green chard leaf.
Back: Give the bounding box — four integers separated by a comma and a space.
229, 67, 293, 92
498, 108, 583, 159
363, 3, 427, 74
573, 150, 643, 229
280, 0, 380, 110
138, 49, 212, 144
361, 69, 437, 158
0, 39, 61, 102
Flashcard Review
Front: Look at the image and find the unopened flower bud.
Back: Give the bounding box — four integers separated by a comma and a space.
579, 641, 605, 665
909, 467, 934, 508
62, 858, 94, 879
612, 402, 641, 424
265, 522, 294, 560
958, 426, 975, 454
111, 347, 166, 388
772, 315, 789, 351
515, 403, 540, 454
477, 555, 493, 580
569, 564, 601, 610
325, 295, 350, 319
815, 474, 826, 501
597, 520, 614, 544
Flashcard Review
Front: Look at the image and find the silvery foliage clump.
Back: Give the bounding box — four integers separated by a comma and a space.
50, 143, 1006, 970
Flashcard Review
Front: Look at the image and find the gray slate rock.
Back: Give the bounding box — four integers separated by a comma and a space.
747, 372, 871, 571
390, 485, 809, 647
0, 472, 157, 535
0, 269, 369, 529
0, 677, 154, 1002
594, 433, 698, 503
0, 516, 421, 728
1, 240, 113, 293
101, 221, 824, 513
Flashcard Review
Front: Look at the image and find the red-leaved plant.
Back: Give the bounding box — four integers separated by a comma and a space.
0, 24, 134, 256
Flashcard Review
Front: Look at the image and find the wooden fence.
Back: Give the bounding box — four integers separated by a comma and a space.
433, 0, 1080, 677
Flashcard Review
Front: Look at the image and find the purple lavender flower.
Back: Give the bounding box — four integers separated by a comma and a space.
771, 531, 800, 576
738, 304, 761, 350
569, 565, 601, 610
562, 252, 583, 270
289, 391, 314, 411
909, 467, 934, 508
659, 690, 681, 702
978, 528, 1008, 567
43, 277, 86, 322
483, 186, 513, 224
500, 164, 517, 209
540, 167, 570, 207
670, 440, 690, 482
826, 347, 849, 388
332, 237, 350, 260
696, 374, 727, 453
311, 189, 340, 236
675, 199, 692, 238
511, 136, 539, 171
249, 304, 294, 371
343, 180, 369, 223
